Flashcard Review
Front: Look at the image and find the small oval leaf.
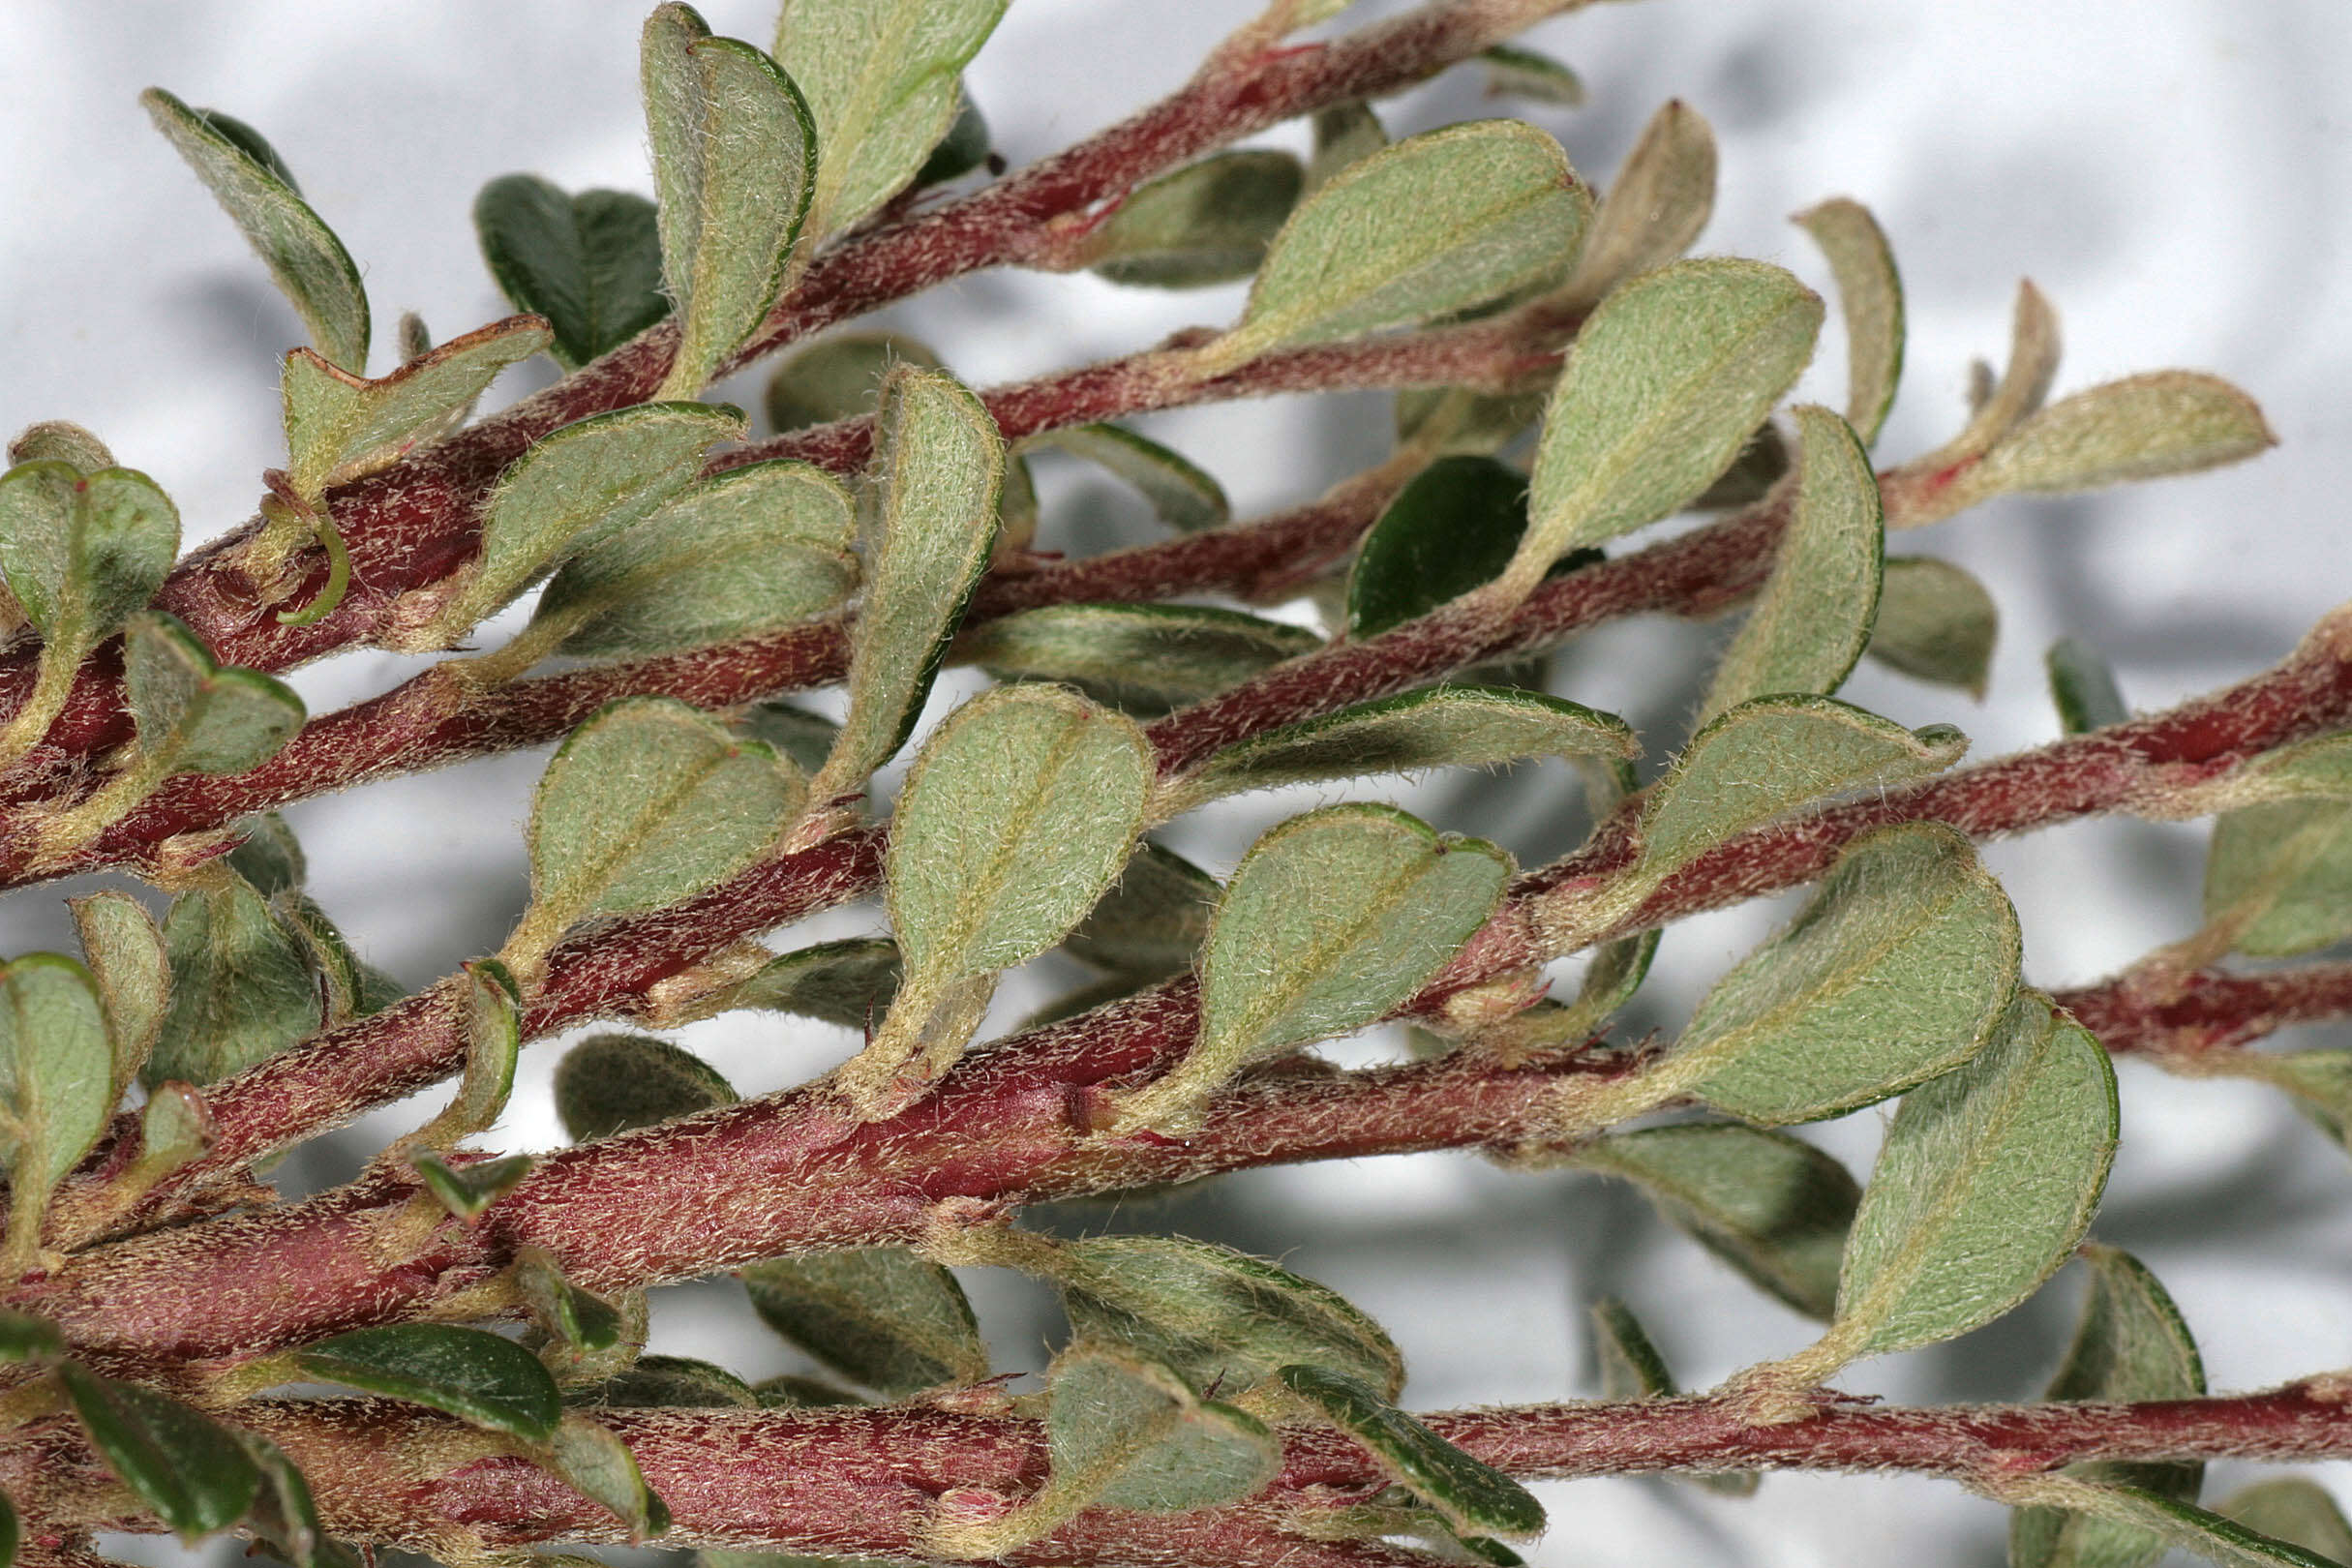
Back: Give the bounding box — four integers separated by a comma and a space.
474, 177, 670, 371
1794, 198, 1905, 445
555, 1033, 738, 1142
1866, 558, 1998, 698
742, 1248, 988, 1396
958, 603, 1316, 719
292, 1324, 564, 1439
1557, 99, 1717, 306
58, 1363, 262, 1543
1278, 1364, 1545, 1539
1086, 151, 1305, 288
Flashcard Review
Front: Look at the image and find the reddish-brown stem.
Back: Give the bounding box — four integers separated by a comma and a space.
0, 0, 1580, 794
2053, 962, 2352, 1057
22, 1386, 2352, 1554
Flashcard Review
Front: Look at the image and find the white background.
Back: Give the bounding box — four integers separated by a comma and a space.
4, 3, 2352, 1566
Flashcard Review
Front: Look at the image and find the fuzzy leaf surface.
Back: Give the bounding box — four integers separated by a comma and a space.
1866, 558, 1998, 697
0, 463, 180, 675
642, 6, 815, 395
1826, 991, 2118, 1363
1794, 199, 1905, 444
141, 90, 368, 370
1064, 843, 1221, 980
1046, 1345, 1279, 1513
1698, 405, 1884, 720
960, 603, 1315, 719
1515, 258, 1821, 593
1087, 151, 1304, 288
1677, 824, 2020, 1124
1036, 424, 1229, 531
0, 955, 112, 1200
147, 870, 317, 1087
58, 1364, 260, 1543
1278, 1365, 1545, 1538
743, 1248, 987, 1396
554, 1033, 737, 1142
279, 317, 549, 496
292, 1325, 563, 1439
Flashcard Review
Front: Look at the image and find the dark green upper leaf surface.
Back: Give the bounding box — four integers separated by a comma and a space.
475, 176, 670, 370
59, 1363, 261, 1543
292, 1324, 562, 1440
743, 1247, 987, 1397
1277, 1364, 1544, 1539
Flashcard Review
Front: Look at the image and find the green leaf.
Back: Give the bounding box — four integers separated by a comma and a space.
1064, 843, 1221, 980
1393, 386, 1549, 459
1895, 281, 2064, 528
535, 459, 858, 659
1866, 558, 1999, 698
2038, 1486, 2341, 1568
521, 697, 802, 950
1277, 1364, 1545, 1539
1697, 406, 1885, 721
124, 614, 306, 776
915, 82, 992, 189
764, 332, 942, 432
773, 0, 1010, 237
1507, 258, 1822, 602
473, 176, 670, 371
140, 90, 368, 371
2221, 1482, 2352, 1565
458, 401, 745, 631
1571, 1123, 1859, 1320
2011, 1246, 2208, 1568
1040, 1343, 1279, 1515
1954, 372, 2277, 506
1085, 151, 1305, 288
411, 1150, 532, 1220
814, 367, 1005, 796
1307, 101, 1388, 192
57, 1362, 261, 1543
1347, 456, 1529, 639
147, 865, 319, 1086
279, 317, 550, 497
2204, 799, 2352, 957
408, 958, 521, 1148
689, 938, 904, 1032
1043, 1232, 1403, 1399
226, 811, 307, 896
1205, 121, 1590, 372
2048, 638, 2128, 735
70, 891, 167, 1101
888, 683, 1153, 981
1479, 45, 1586, 106
546, 1412, 671, 1540
573, 1353, 759, 1409
517, 1245, 627, 1354
742, 1248, 988, 1396
9, 420, 115, 474
554, 1033, 738, 1141
1557, 100, 1717, 307
1666, 824, 2021, 1124
958, 603, 1314, 719
292, 1324, 563, 1440
0, 953, 111, 1235
0, 1310, 63, 1362
1637, 697, 1967, 880
1160, 685, 1636, 820
853, 685, 1151, 1111
1794, 199, 1905, 445
277, 894, 403, 1024
1813, 991, 2118, 1370
1035, 424, 1229, 532
642, 6, 816, 399
1117, 803, 1511, 1131
0, 460, 178, 648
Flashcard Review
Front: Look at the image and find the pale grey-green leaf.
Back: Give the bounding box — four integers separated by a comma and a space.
1830, 991, 2119, 1361
1573, 1123, 1858, 1320
122, 614, 306, 777
0, 462, 180, 660
1210, 121, 1590, 371
1036, 424, 1228, 532
1512, 258, 1821, 599
2048, 638, 2128, 736
1639, 697, 1966, 878
2220, 1482, 2352, 1565
280, 317, 550, 496
1557, 100, 1716, 307
1697, 405, 1884, 722
141, 89, 369, 371
70, 892, 168, 1101
1086, 151, 1304, 289
888, 684, 1152, 981
773, 0, 1010, 236
1046, 1344, 1279, 1512
818, 368, 1004, 792
527, 698, 803, 937
536, 459, 857, 658
1961, 373, 2276, 502
2204, 801, 2352, 957
0, 954, 113, 1191
1866, 558, 1998, 698
642, 9, 815, 397
1794, 198, 1905, 445
765, 332, 941, 432
2047, 1488, 2341, 1568
1307, 101, 1388, 192
1119, 803, 1510, 1130
1679, 824, 2020, 1124
147, 868, 318, 1087
466, 402, 744, 627
1480, 44, 1585, 106
1064, 842, 1221, 980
